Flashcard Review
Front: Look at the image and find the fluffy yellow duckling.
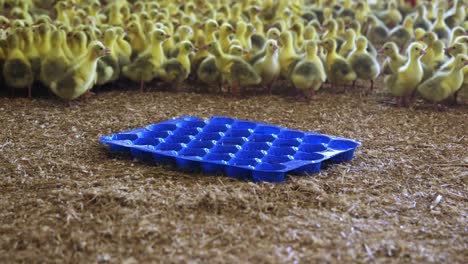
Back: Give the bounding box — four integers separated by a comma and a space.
219, 22, 235, 53
169, 25, 194, 58
55, 1, 70, 26
236, 21, 252, 50
414, 28, 427, 45
321, 7, 334, 23
10, 7, 32, 25
3, 32, 33, 98
307, 20, 321, 34
453, 35, 468, 46
322, 20, 343, 48
175, 25, 194, 42
249, 5, 264, 33
378, 2, 402, 28
0, 16, 10, 29
40, 29, 70, 89
413, 4, 431, 31
366, 15, 389, 47
449, 27, 466, 46
197, 54, 221, 92
420, 32, 437, 65
114, 27, 131, 69
440, 43, 467, 72
337, 0, 354, 20
380, 42, 407, 75
266, 27, 281, 40
261, 0, 276, 20
304, 25, 318, 42
427, 40, 446, 71
107, 3, 123, 26
445, 0, 466, 28
86, 0, 106, 25
347, 21, 378, 57
336, 18, 348, 38
59, 29, 74, 61
162, 22, 176, 56
355, 1, 369, 25
384, 43, 426, 107
228, 3, 244, 25
291, 40, 326, 100
83, 25, 101, 43
417, 54, 468, 104
36, 23, 52, 58
122, 29, 170, 92
253, 39, 281, 94
96, 28, 120, 85
431, 8, 451, 45
50, 41, 109, 103
348, 36, 381, 91
244, 23, 256, 51
141, 20, 156, 38
21, 27, 40, 78
69, 31, 88, 59
389, 16, 414, 52
396, 0, 416, 17
422, 1, 436, 22
157, 41, 196, 91
339, 28, 356, 58
279, 31, 301, 79
203, 19, 219, 44
322, 38, 357, 91
126, 21, 146, 58
290, 22, 305, 51
228, 44, 246, 57
206, 41, 261, 96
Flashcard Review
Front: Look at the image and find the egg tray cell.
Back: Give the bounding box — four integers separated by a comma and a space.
100, 116, 362, 183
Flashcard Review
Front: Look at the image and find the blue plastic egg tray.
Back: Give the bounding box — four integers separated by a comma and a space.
100, 116, 361, 182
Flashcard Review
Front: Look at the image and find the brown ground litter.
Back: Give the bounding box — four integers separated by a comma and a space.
0, 81, 467, 263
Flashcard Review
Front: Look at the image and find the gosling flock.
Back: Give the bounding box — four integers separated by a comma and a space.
0, 0, 467, 108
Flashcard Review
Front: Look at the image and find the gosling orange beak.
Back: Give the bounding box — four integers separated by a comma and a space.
420, 49, 426, 55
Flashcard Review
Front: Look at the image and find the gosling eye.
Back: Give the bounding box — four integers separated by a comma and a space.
415, 47, 419, 51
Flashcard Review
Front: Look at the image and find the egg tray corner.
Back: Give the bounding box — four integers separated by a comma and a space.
100, 116, 361, 183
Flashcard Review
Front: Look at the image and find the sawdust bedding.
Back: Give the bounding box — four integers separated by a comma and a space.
0, 81, 467, 263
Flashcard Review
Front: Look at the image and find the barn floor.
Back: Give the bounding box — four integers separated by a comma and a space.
0, 82, 467, 263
